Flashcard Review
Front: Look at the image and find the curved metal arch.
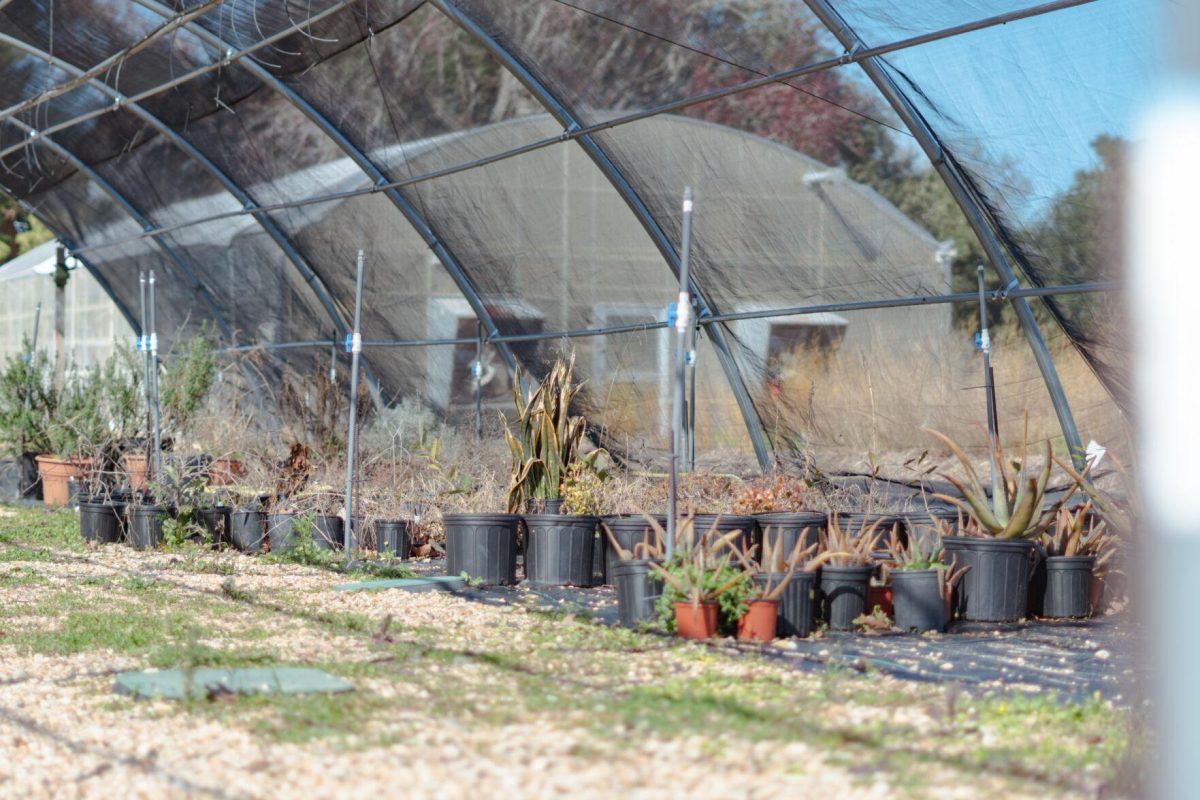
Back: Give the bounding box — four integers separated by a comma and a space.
129, 0, 523, 380
0, 33, 375, 381
800, 0, 1084, 467
430, 0, 772, 468
2, 116, 236, 339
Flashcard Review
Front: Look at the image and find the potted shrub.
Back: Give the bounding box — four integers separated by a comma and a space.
887, 529, 969, 632
0, 340, 55, 501
926, 428, 1079, 623
503, 357, 604, 587
819, 515, 884, 630
604, 517, 666, 627
230, 491, 267, 554
734, 474, 825, 561
652, 520, 752, 640
1039, 504, 1114, 619
128, 497, 167, 550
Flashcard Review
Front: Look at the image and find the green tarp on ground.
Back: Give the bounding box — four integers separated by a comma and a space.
114, 667, 354, 700
332, 575, 466, 593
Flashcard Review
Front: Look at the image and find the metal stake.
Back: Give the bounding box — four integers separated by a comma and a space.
474, 321, 483, 440
18, 302, 41, 499
666, 187, 694, 561
976, 264, 999, 494
686, 322, 698, 472
328, 334, 337, 383
342, 250, 366, 558
147, 271, 163, 484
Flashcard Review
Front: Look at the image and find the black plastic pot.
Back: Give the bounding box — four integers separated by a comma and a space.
311, 515, 344, 551
1043, 555, 1095, 619
524, 514, 599, 587
375, 519, 412, 558
18, 452, 41, 500
1027, 544, 1048, 617
525, 498, 564, 514
755, 512, 824, 560
79, 499, 122, 544
833, 512, 906, 544
958, 538, 1035, 622
688, 513, 757, 553
756, 570, 817, 638
444, 513, 521, 585
612, 559, 663, 627
591, 531, 606, 586
903, 507, 961, 543
940, 536, 973, 618
230, 509, 266, 553
128, 505, 165, 550
601, 515, 666, 583
891, 569, 947, 632
820, 565, 871, 630
197, 505, 232, 548
267, 513, 297, 553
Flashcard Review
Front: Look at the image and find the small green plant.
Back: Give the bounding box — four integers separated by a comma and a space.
561, 460, 607, 515
161, 331, 217, 438
650, 518, 752, 633
163, 513, 210, 549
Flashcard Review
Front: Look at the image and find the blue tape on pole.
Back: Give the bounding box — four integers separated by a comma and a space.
666, 303, 677, 327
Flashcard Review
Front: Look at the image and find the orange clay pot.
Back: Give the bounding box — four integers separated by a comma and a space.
867, 585, 894, 618
736, 599, 779, 642
674, 601, 719, 640
208, 457, 245, 487
35, 455, 88, 507
122, 452, 150, 491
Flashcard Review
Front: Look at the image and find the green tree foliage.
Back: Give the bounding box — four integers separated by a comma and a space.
160, 333, 217, 439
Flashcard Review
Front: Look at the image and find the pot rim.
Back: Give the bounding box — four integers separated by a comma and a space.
441, 512, 522, 523
755, 511, 827, 522
1044, 554, 1097, 566
957, 537, 1037, 552
522, 513, 600, 523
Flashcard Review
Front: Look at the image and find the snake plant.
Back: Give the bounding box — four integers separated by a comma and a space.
503, 355, 603, 513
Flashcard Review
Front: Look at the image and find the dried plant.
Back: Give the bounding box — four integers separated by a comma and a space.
1043, 503, 1118, 574
821, 513, 883, 567
602, 515, 664, 562
731, 474, 813, 514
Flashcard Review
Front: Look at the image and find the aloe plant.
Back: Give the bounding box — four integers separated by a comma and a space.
924, 427, 1077, 540
502, 355, 603, 513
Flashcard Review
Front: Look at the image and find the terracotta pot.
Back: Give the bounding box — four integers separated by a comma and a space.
35, 455, 88, 507
122, 453, 150, 491
1090, 573, 1105, 615
736, 599, 779, 642
867, 584, 894, 618
674, 601, 719, 640
208, 457, 245, 487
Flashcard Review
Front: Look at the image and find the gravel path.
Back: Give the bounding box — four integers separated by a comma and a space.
0, 520, 1136, 800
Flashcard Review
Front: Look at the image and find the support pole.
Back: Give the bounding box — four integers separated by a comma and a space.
342, 250, 366, 558
474, 321, 484, 440
329, 335, 337, 383
977, 264, 999, 493
666, 187, 694, 561
18, 302, 41, 500
137, 273, 153, 485
147, 271, 163, 484
686, 322, 698, 472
